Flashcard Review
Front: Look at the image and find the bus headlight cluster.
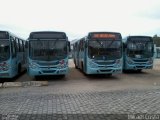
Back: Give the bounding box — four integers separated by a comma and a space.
148, 58, 153, 64
29, 62, 38, 69
88, 60, 98, 68
58, 60, 67, 68
0, 62, 9, 71
115, 59, 122, 67
127, 58, 134, 64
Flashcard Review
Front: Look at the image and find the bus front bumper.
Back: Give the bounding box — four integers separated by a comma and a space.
0, 71, 15, 78
86, 67, 122, 74
28, 67, 69, 76
126, 63, 153, 70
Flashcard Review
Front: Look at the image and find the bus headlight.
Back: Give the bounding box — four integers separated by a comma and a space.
0, 62, 9, 71
58, 60, 67, 68
115, 59, 122, 67
127, 58, 133, 64
116, 59, 120, 64
2, 67, 9, 71
29, 62, 38, 69
88, 60, 98, 68
148, 58, 153, 64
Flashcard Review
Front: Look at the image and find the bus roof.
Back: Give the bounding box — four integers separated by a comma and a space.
88, 31, 121, 35
123, 35, 153, 43
127, 35, 152, 39
29, 31, 66, 35
29, 31, 67, 39
0, 30, 24, 40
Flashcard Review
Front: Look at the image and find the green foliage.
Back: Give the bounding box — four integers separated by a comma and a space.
153, 35, 160, 47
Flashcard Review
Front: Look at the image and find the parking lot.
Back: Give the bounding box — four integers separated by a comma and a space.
0, 59, 160, 120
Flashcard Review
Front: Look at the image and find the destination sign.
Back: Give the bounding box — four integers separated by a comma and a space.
0, 32, 9, 39
89, 32, 122, 40
93, 33, 116, 38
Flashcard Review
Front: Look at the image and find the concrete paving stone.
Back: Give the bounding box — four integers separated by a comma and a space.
30, 81, 48, 87
0, 83, 2, 88
21, 81, 48, 87
2, 82, 22, 88
1, 76, 160, 120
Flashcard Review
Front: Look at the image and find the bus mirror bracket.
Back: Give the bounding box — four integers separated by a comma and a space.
68, 41, 71, 52
85, 42, 87, 48
25, 41, 28, 48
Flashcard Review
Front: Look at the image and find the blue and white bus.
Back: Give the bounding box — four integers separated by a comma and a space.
0, 31, 26, 78
123, 36, 154, 72
73, 32, 123, 75
26, 31, 70, 77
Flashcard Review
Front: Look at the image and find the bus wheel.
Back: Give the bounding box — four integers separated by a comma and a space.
59, 75, 65, 78
81, 63, 84, 73
35, 76, 39, 80
18, 64, 21, 74
123, 69, 127, 73
75, 61, 78, 69
75, 64, 78, 69
137, 69, 142, 72
107, 74, 112, 77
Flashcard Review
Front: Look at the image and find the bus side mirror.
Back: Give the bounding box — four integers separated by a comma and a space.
25, 41, 28, 48
68, 41, 71, 52
122, 43, 126, 48
85, 41, 87, 48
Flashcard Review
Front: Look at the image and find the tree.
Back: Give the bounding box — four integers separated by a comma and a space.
153, 35, 160, 47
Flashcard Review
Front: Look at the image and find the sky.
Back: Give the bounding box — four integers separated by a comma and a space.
0, 0, 160, 40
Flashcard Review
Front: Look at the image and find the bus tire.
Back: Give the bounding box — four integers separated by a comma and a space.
81, 62, 84, 72
107, 74, 112, 77
74, 61, 78, 69
123, 69, 127, 73
35, 76, 38, 80
60, 75, 65, 78
81, 63, 86, 75
137, 69, 142, 72
75, 64, 78, 69
18, 64, 21, 74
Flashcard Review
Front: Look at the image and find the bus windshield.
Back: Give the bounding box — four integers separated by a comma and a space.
0, 40, 10, 62
29, 40, 67, 61
127, 41, 153, 58
88, 40, 122, 60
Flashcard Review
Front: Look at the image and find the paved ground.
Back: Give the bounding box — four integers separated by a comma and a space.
1, 87, 160, 120
14, 59, 160, 92
0, 59, 160, 120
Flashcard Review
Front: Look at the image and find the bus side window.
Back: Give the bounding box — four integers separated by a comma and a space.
68, 41, 71, 52
82, 39, 85, 51
80, 40, 83, 51
11, 37, 16, 58
16, 38, 19, 52
22, 41, 25, 52
18, 39, 20, 52
19, 39, 23, 52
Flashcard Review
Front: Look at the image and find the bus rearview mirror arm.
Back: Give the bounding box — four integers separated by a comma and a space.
68, 41, 71, 52
25, 41, 28, 48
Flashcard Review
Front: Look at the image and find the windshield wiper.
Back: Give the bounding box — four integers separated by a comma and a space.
95, 39, 104, 48
106, 40, 115, 48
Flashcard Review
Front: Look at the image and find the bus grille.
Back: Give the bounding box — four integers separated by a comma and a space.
37, 61, 59, 66
133, 59, 148, 62
136, 66, 145, 69
95, 61, 115, 65
0, 73, 9, 76
100, 70, 112, 72
42, 70, 56, 73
